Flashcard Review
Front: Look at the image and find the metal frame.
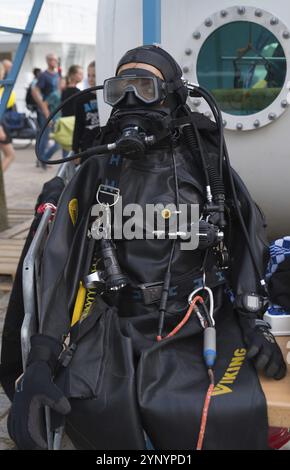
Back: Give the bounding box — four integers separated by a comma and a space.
181, 5, 290, 131
21, 159, 76, 450
143, 0, 161, 45
0, 0, 44, 121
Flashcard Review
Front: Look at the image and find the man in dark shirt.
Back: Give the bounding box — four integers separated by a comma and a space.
32, 53, 60, 167
72, 61, 100, 154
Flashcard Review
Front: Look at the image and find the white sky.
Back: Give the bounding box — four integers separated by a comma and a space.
1, 0, 98, 29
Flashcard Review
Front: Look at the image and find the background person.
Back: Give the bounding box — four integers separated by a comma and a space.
25, 68, 42, 112
2, 59, 12, 79
61, 65, 83, 117
0, 62, 16, 172
31, 53, 60, 168
72, 61, 100, 155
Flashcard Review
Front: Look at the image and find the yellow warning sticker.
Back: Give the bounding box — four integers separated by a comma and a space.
68, 198, 78, 226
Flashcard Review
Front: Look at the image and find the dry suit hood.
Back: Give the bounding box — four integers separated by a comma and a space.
116, 45, 188, 108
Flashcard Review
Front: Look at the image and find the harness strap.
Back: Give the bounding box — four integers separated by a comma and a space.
123, 269, 227, 305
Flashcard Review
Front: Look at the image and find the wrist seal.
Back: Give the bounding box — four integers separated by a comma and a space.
27, 334, 63, 370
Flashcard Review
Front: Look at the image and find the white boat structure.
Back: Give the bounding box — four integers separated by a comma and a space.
96, 0, 290, 238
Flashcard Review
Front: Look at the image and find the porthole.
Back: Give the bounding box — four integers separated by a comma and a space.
183, 6, 290, 130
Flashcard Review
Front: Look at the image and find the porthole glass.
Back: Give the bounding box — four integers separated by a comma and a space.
196, 21, 287, 115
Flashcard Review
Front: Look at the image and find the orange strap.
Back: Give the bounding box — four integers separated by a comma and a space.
157, 295, 204, 341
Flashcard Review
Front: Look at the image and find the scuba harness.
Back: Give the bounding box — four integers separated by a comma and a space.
35, 76, 267, 296
34, 70, 269, 450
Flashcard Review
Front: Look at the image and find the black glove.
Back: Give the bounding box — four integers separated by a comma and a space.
238, 315, 286, 380
7, 334, 71, 450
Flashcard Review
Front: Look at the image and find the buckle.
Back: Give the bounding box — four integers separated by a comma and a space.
96, 184, 120, 207
138, 282, 164, 305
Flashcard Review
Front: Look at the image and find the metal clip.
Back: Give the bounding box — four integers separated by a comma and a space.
84, 270, 105, 289
96, 184, 120, 207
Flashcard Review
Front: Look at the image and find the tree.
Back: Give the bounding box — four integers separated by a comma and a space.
0, 164, 8, 232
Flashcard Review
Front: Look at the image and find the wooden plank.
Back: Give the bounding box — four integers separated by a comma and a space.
0, 253, 20, 264
8, 208, 33, 214
0, 244, 25, 251
0, 238, 26, 244
0, 263, 17, 276
0, 243, 23, 252
0, 218, 33, 239
0, 242, 25, 247
0, 247, 22, 259
0, 282, 13, 292
13, 231, 30, 240
260, 336, 290, 427
0, 257, 19, 265
0, 242, 25, 249
8, 215, 28, 219
0, 252, 23, 258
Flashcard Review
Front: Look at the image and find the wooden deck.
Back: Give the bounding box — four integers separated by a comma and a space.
261, 336, 290, 428
0, 208, 33, 284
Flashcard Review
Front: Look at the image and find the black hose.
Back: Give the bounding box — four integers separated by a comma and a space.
189, 85, 224, 179
182, 121, 210, 188
182, 105, 225, 226
223, 142, 267, 292
207, 166, 224, 197
157, 149, 179, 339
189, 83, 267, 292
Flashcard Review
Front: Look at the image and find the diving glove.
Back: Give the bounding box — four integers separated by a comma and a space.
8, 334, 71, 450
238, 314, 286, 380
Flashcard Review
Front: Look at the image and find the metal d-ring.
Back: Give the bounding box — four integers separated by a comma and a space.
96, 184, 120, 207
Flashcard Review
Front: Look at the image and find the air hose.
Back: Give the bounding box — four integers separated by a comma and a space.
206, 164, 226, 229
182, 111, 211, 191
187, 82, 267, 292
182, 117, 226, 228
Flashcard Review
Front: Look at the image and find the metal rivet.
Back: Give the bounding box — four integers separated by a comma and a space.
185, 48, 192, 55
237, 6, 246, 15
193, 31, 201, 39
205, 18, 213, 27
161, 209, 172, 220
268, 112, 276, 120
182, 66, 189, 74
270, 17, 279, 25
193, 99, 201, 107
283, 31, 290, 39
281, 100, 288, 108
220, 10, 228, 18
236, 123, 243, 130
253, 120, 260, 128
222, 120, 227, 127
205, 112, 212, 119
255, 9, 263, 17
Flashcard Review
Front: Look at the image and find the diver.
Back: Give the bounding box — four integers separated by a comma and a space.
6, 45, 286, 450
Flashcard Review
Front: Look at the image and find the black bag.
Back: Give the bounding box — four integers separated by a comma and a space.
268, 256, 290, 309
2, 110, 37, 139
56, 296, 146, 450
25, 85, 37, 112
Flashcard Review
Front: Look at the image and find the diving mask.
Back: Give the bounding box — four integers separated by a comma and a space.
103, 73, 166, 107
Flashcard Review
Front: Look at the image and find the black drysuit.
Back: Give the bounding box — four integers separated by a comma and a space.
34, 112, 270, 450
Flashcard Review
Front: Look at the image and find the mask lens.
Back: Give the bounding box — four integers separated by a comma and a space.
135, 77, 157, 101
104, 76, 160, 106
104, 78, 127, 106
